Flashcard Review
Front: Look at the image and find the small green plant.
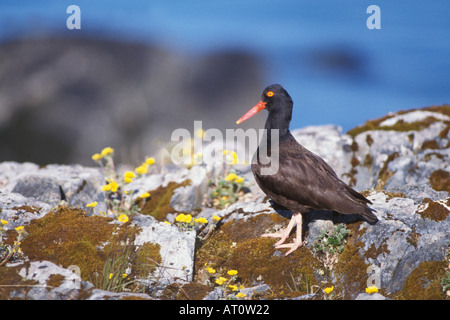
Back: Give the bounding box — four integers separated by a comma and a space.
208, 172, 245, 209
313, 224, 350, 270
314, 224, 350, 255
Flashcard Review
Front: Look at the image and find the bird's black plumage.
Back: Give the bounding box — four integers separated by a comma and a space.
250, 84, 377, 223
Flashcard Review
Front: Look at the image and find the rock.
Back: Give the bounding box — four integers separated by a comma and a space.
355, 292, 389, 300
132, 214, 196, 284
0, 105, 448, 300
13, 260, 94, 300
0, 161, 106, 214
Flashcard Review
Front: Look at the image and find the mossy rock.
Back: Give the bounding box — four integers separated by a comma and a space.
195, 213, 323, 298
347, 105, 450, 137
18, 206, 141, 281
137, 180, 191, 221
396, 260, 447, 300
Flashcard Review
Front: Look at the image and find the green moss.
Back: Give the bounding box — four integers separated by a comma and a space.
376, 152, 400, 191
18, 206, 143, 284
334, 240, 371, 299
396, 260, 447, 300
421, 140, 440, 150
137, 180, 191, 221
164, 282, 212, 300
416, 198, 450, 222
429, 169, 450, 193
47, 274, 65, 288
132, 242, 162, 278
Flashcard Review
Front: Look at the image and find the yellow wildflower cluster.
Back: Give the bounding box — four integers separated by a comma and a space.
91, 147, 114, 161
224, 172, 244, 183
204, 266, 246, 299
1, 221, 26, 265
135, 157, 155, 175
102, 179, 119, 193
174, 213, 210, 231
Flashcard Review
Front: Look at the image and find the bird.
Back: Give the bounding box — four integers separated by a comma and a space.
236, 84, 377, 256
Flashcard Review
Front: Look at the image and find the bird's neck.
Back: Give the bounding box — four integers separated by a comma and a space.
264, 110, 291, 140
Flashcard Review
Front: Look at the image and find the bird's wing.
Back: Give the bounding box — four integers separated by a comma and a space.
253, 139, 371, 215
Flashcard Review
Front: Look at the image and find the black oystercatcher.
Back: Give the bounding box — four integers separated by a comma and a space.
236, 84, 377, 255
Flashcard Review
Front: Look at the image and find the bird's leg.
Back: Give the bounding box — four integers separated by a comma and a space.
261, 213, 297, 247
274, 213, 303, 256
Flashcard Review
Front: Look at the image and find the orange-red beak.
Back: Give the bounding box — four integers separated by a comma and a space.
236, 101, 266, 124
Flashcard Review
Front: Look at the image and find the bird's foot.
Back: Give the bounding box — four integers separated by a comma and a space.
275, 238, 303, 256
261, 231, 289, 247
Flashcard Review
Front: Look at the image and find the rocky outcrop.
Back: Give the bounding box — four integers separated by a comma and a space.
0, 106, 448, 300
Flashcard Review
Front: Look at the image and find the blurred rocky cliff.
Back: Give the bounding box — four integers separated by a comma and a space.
0, 36, 264, 165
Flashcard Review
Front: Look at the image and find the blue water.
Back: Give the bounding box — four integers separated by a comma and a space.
1, 0, 449, 132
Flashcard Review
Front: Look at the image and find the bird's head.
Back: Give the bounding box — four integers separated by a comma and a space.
236, 84, 293, 124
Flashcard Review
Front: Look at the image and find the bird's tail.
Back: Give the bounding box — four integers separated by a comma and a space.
361, 206, 378, 224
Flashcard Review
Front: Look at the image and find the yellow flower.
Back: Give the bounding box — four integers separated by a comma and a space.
118, 214, 129, 223
101, 147, 114, 157
227, 270, 238, 276
145, 157, 155, 165
215, 277, 228, 285
324, 286, 334, 294
124, 171, 136, 178
365, 286, 378, 294
108, 273, 113, 280
123, 171, 135, 183
175, 213, 192, 223
86, 201, 97, 208
225, 173, 238, 182
163, 221, 171, 225
228, 284, 238, 291
206, 267, 216, 274
15, 226, 25, 233
122, 273, 128, 279
1, 219, 8, 225
139, 192, 151, 199
235, 176, 244, 183
195, 217, 208, 224
175, 214, 187, 222
101, 184, 111, 192
108, 181, 119, 192
91, 153, 102, 161
135, 165, 148, 175
212, 215, 221, 221
236, 292, 246, 298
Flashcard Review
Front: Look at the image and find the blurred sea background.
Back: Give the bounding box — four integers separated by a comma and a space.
0, 0, 449, 164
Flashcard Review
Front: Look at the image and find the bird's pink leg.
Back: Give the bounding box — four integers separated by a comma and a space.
261, 213, 297, 247
273, 213, 303, 256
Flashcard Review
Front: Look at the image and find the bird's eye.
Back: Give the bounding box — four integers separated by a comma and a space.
266, 91, 274, 97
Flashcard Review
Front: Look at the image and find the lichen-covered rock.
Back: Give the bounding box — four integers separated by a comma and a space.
0, 105, 448, 300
